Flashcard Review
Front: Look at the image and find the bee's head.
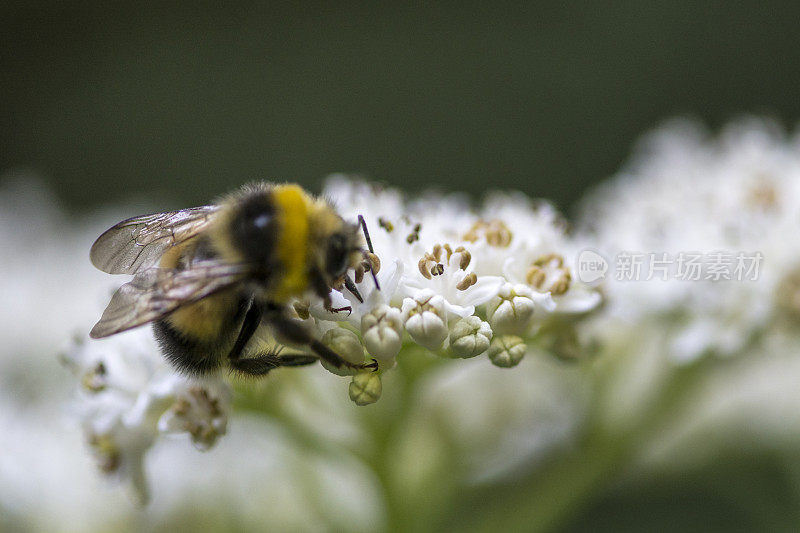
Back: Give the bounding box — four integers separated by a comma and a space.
323, 222, 363, 280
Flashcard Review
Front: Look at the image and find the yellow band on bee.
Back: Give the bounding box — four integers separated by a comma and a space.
272, 184, 310, 300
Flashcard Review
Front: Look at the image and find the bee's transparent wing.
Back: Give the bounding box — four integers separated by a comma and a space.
90, 205, 220, 274
90, 261, 249, 338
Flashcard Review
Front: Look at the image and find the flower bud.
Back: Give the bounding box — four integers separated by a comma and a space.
401, 291, 449, 351
361, 304, 404, 363
487, 335, 527, 368
448, 316, 492, 358
320, 327, 365, 376
349, 371, 382, 406
486, 283, 537, 335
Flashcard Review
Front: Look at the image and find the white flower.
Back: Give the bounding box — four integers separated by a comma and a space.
158, 381, 231, 450
61, 329, 232, 502
401, 290, 450, 351
403, 242, 504, 317
578, 117, 800, 361
361, 304, 404, 363
448, 316, 492, 359
486, 283, 555, 336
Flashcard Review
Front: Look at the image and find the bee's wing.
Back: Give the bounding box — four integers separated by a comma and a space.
90, 261, 249, 338
90, 205, 220, 275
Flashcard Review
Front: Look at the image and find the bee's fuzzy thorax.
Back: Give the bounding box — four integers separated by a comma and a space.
208, 182, 272, 265
207, 182, 320, 302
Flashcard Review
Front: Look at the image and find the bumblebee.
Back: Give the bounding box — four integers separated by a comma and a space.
90, 182, 379, 376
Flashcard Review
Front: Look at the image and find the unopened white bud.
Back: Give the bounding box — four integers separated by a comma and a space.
486, 283, 538, 335
349, 371, 382, 406
361, 304, 404, 363
448, 316, 492, 358
487, 335, 527, 368
320, 327, 365, 376
401, 292, 449, 351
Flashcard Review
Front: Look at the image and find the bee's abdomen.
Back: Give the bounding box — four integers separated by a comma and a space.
153, 293, 249, 375
153, 319, 226, 375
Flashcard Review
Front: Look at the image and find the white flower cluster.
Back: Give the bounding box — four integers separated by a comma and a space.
61, 328, 232, 502
578, 118, 800, 362
302, 177, 602, 402
50, 176, 600, 500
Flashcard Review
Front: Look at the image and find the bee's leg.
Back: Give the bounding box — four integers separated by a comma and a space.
323, 293, 352, 315
311, 267, 354, 314
227, 300, 262, 363
309, 339, 378, 371
264, 304, 378, 371
311, 269, 354, 314
276, 353, 319, 366
230, 353, 281, 375
230, 351, 317, 376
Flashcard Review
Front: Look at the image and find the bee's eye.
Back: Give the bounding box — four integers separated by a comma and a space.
326, 233, 350, 278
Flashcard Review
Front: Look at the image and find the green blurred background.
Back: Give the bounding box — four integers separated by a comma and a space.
4, 2, 800, 213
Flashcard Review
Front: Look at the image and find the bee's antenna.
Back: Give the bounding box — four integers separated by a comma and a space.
358, 215, 375, 254
358, 214, 381, 290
